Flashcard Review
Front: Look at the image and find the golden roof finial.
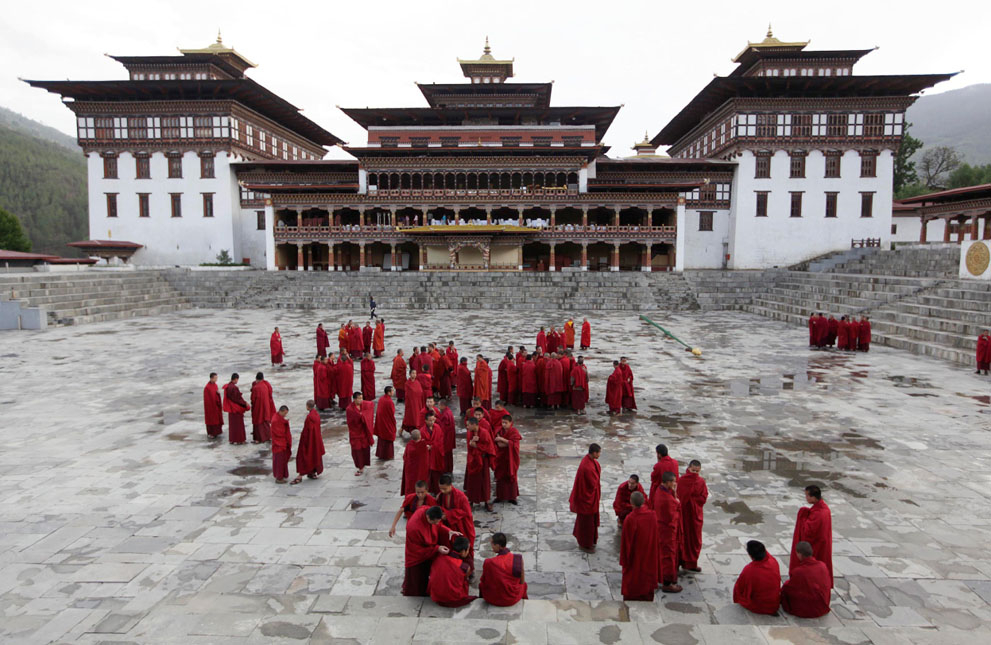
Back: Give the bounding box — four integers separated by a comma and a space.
217, 29, 223, 44
483, 36, 491, 56
766, 23, 773, 38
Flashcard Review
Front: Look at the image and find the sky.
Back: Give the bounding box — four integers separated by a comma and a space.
3, 0, 986, 159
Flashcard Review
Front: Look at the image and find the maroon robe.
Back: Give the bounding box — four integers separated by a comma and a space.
402, 506, 440, 597
612, 482, 646, 522
455, 364, 473, 413
250, 379, 275, 442
296, 409, 325, 476
401, 437, 429, 495
858, 320, 871, 351
605, 367, 623, 413
569, 455, 601, 549
734, 554, 781, 615
497, 357, 513, 403
652, 485, 682, 584
348, 326, 363, 357
580, 321, 591, 348
570, 364, 588, 411
438, 486, 476, 567
401, 492, 437, 519
620, 505, 660, 601
493, 423, 521, 502
323, 359, 337, 409
374, 395, 397, 460
826, 318, 838, 346
781, 557, 832, 618
360, 358, 376, 401
649, 457, 680, 502
316, 326, 329, 357
402, 380, 423, 430
392, 355, 407, 401
543, 359, 564, 407
479, 549, 527, 606
978, 333, 991, 370
464, 423, 496, 503
346, 400, 375, 469
619, 363, 637, 410
313, 360, 330, 410
429, 553, 475, 607
677, 471, 708, 569
536, 330, 547, 353
222, 382, 249, 443
337, 358, 354, 411
433, 354, 452, 399
836, 320, 849, 350
520, 360, 537, 407
203, 381, 223, 437
362, 324, 373, 353
425, 421, 447, 493
270, 413, 291, 480
270, 331, 284, 364
790, 500, 833, 587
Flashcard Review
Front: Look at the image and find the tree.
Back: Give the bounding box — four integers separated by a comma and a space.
893, 123, 923, 194
0, 207, 32, 252
946, 163, 991, 189
919, 146, 962, 189
215, 249, 234, 265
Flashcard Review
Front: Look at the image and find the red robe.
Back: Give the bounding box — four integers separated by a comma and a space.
362, 325, 373, 353
374, 395, 397, 443
612, 482, 646, 521
419, 354, 433, 380
313, 360, 329, 409
619, 363, 637, 410
620, 505, 660, 600
401, 492, 437, 519
270, 331, 284, 364
858, 320, 871, 350
437, 406, 456, 474
271, 413, 291, 455
438, 486, 476, 565
569, 455, 601, 548
348, 326, 363, 355
402, 380, 423, 429
734, 554, 781, 615
316, 326, 329, 357
781, 557, 832, 618
580, 321, 591, 348
347, 400, 375, 448
296, 409, 325, 476
649, 457, 680, 501
652, 485, 682, 584
837, 320, 849, 350
473, 360, 492, 406
323, 359, 337, 407
534, 356, 546, 399
401, 438, 429, 495
409, 352, 421, 374
536, 330, 547, 353
826, 318, 838, 346
570, 364, 589, 411
425, 421, 447, 483
416, 373, 432, 409
337, 359, 354, 410
203, 381, 223, 436
848, 319, 861, 350
543, 358, 564, 406
547, 331, 559, 354
479, 549, 528, 606
360, 358, 376, 401
790, 500, 833, 587
563, 322, 575, 348
373, 324, 385, 356
433, 353, 451, 399
497, 356, 513, 403
493, 423, 521, 501
250, 379, 275, 442
978, 333, 991, 370
605, 367, 624, 412
520, 361, 537, 392
222, 382, 249, 443
429, 553, 474, 607
391, 355, 407, 399
446, 347, 459, 381
455, 363, 473, 412
464, 423, 496, 503
402, 505, 439, 597
677, 471, 708, 569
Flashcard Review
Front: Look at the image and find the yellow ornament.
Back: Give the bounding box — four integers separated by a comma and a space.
692, 348, 702, 356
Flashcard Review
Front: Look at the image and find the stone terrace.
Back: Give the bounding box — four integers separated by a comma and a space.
2, 308, 990, 644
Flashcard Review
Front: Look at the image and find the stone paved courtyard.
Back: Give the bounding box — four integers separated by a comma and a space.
2, 308, 990, 644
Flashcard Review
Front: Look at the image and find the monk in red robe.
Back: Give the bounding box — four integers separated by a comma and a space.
653, 471, 683, 592
455, 357, 473, 414
781, 541, 831, 618
620, 491, 660, 601
464, 415, 496, 511
473, 356, 492, 409
360, 352, 376, 401
361, 322, 373, 354
316, 323, 329, 358
837, 316, 849, 350
324, 353, 338, 409
808, 313, 816, 347
374, 387, 397, 460
313, 356, 330, 410
337, 355, 354, 411
543, 353, 564, 408
497, 352, 514, 404
433, 351, 451, 399
534, 351, 547, 407
557, 353, 571, 406
401, 429, 429, 496
488, 400, 509, 429
270, 327, 284, 365
402, 505, 451, 597
416, 371, 433, 410
392, 349, 407, 402
790, 485, 833, 587
977, 329, 991, 374
203, 372, 223, 438
734, 540, 781, 614
547, 327, 560, 354
563, 319, 575, 349
580, 318, 591, 349
424, 411, 447, 494
605, 361, 623, 414
250, 372, 275, 443
570, 444, 602, 552
678, 459, 708, 572
479, 532, 527, 606
346, 392, 375, 475
291, 400, 325, 485
402, 369, 423, 433
858, 316, 871, 352
270, 405, 291, 483
826, 315, 838, 347
815, 313, 829, 348
445, 341, 459, 383
619, 357, 637, 411
409, 347, 422, 374
389, 481, 437, 537
612, 474, 646, 525
493, 414, 521, 504
418, 346, 433, 383
650, 444, 680, 501
373, 320, 385, 358
520, 355, 537, 408
429, 536, 476, 607
570, 357, 589, 414
348, 322, 364, 359
437, 474, 476, 569
222, 373, 249, 444
536, 327, 547, 354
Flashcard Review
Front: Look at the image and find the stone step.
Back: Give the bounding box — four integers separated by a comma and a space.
49, 297, 191, 321
17, 288, 183, 308
890, 301, 991, 327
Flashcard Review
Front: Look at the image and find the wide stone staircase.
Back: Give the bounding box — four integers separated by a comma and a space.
0, 270, 189, 327
825, 244, 960, 277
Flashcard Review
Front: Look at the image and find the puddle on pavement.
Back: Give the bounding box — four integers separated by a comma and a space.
206, 486, 251, 499
738, 435, 878, 497
713, 500, 763, 525
956, 392, 990, 405
885, 375, 934, 388
229, 465, 269, 477
165, 433, 187, 441
349, 501, 366, 510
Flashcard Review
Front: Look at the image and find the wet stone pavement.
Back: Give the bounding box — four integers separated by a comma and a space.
1, 308, 990, 644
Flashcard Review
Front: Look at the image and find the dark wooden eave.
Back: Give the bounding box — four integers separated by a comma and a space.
416, 82, 553, 108
730, 49, 876, 77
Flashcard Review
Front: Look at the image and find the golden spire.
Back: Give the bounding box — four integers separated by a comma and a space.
766, 23, 773, 38
483, 36, 491, 56
217, 29, 222, 44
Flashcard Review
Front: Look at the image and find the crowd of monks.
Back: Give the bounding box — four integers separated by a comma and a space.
808, 312, 871, 352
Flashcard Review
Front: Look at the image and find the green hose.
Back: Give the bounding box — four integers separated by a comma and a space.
639, 315, 701, 355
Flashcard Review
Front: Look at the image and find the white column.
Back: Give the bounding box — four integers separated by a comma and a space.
675, 198, 686, 273
264, 202, 276, 271
358, 168, 368, 194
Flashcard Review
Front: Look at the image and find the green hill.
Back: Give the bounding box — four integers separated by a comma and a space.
0, 107, 87, 255
907, 83, 991, 165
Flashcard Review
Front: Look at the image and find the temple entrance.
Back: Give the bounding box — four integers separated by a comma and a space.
522, 242, 550, 271
618, 242, 642, 271
651, 243, 675, 271
275, 243, 297, 270
556, 242, 582, 270
396, 241, 419, 271
651, 208, 676, 227
586, 242, 612, 271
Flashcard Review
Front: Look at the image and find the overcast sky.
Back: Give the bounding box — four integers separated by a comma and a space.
3, 0, 985, 159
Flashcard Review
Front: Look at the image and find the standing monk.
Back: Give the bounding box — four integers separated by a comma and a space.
362, 321, 373, 354
270, 405, 291, 483
456, 357, 474, 414
544, 353, 564, 409
436, 399, 457, 474
580, 317, 591, 349
374, 386, 397, 460
338, 323, 348, 356
464, 415, 496, 512
619, 357, 637, 411
837, 316, 849, 351
324, 353, 338, 409
373, 319, 385, 358
250, 372, 275, 443
650, 444, 680, 500
479, 532, 528, 606
734, 540, 781, 615
977, 329, 991, 374
222, 373, 249, 445
570, 356, 588, 414
827, 315, 838, 347
313, 356, 330, 411
493, 414, 521, 505
203, 372, 223, 439
401, 506, 450, 597
678, 459, 708, 572
613, 474, 646, 525
270, 327, 284, 366
653, 471, 683, 593
424, 411, 446, 494
570, 443, 602, 552
360, 352, 376, 401
847, 316, 860, 351
349, 322, 364, 359
605, 361, 623, 414
392, 349, 407, 402
790, 485, 833, 587
290, 400, 325, 485
563, 318, 575, 349
445, 342, 459, 384
497, 351, 513, 405
316, 323, 329, 358
401, 430, 430, 496
433, 351, 452, 400
337, 354, 354, 411
346, 392, 375, 475
620, 491, 660, 601
402, 369, 423, 433
520, 355, 537, 408
536, 326, 547, 354
437, 474, 477, 569
858, 316, 871, 352
474, 356, 493, 410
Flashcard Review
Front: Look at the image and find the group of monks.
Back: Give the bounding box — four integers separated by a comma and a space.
976, 330, 990, 375
808, 312, 871, 352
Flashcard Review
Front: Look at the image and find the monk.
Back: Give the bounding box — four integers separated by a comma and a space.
464, 415, 496, 511
433, 351, 451, 400
544, 353, 564, 408
337, 354, 354, 411
808, 312, 816, 347
346, 392, 375, 476
337, 323, 348, 356
570, 356, 588, 414
619, 357, 637, 411
324, 353, 338, 409
313, 356, 330, 410
445, 341, 459, 383
605, 361, 623, 414
497, 351, 514, 405
389, 481, 437, 537
222, 373, 249, 445
520, 355, 537, 408
836, 316, 849, 350
564, 318, 575, 349
392, 349, 407, 402
479, 532, 528, 606
493, 414, 521, 505
534, 350, 547, 407
424, 411, 446, 494
402, 369, 423, 433
826, 315, 838, 347
474, 356, 492, 409
316, 323, 329, 358
858, 316, 871, 352
734, 540, 781, 615
653, 471, 683, 592
270, 326, 284, 366
362, 321, 373, 354
650, 444, 680, 500
580, 317, 591, 349
360, 352, 376, 401
436, 399, 457, 474
547, 327, 560, 354
455, 357, 473, 413
612, 474, 646, 525
401, 429, 430, 496
570, 443, 602, 552
203, 372, 223, 438
437, 474, 476, 569
250, 372, 275, 443
348, 322, 363, 359
429, 536, 476, 607
847, 316, 860, 351
373, 319, 385, 358
815, 313, 829, 348
620, 491, 660, 601
536, 326, 547, 354
790, 485, 833, 587
781, 541, 832, 618
418, 346, 433, 381
488, 400, 509, 429
402, 505, 451, 597
409, 346, 422, 374
678, 459, 708, 572
416, 370, 433, 409
290, 400, 325, 485
977, 329, 991, 374
270, 405, 291, 483
374, 386, 397, 460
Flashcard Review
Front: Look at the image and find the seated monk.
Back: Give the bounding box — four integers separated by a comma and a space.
612, 474, 646, 526
428, 535, 477, 607
781, 541, 832, 618
479, 532, 527, 606
733, 540, 781, 615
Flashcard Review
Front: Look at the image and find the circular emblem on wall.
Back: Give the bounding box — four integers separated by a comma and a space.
966, 241, 990, 276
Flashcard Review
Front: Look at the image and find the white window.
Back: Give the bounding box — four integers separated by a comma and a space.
734, 114, 757, 137
715, 183, 731, 201
776, 114, 792, 137
848, 113, 864, 136
246, 125, 254, 147
884, 113, 904, 136
811, 114, 828, 137
77, 116, 95, 139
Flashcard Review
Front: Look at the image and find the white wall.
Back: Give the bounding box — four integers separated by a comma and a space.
892, 215, 949, 245
683, 208, 731, 269
726, 149, 894, 268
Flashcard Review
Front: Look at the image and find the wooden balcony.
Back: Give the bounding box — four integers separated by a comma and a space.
273, 224, 677, 243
